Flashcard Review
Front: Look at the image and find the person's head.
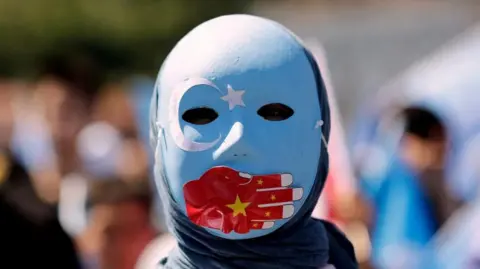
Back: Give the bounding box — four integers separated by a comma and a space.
76, 122, 149, 183
33, 51, 104, 173
151, 14, 330, 239
34, 78, 88, 142
88, 180, 153, 230
148, 14, 349, 269
91, 83, 137, 136
87, 180, 156, 269
400, 107, 448, 172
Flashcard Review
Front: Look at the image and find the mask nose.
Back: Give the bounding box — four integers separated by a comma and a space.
213, 122, 254, 160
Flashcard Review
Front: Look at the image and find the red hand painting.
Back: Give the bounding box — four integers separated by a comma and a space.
183, 166, 303, 234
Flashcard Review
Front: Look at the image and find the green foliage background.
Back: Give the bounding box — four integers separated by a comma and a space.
0, 0, 252, 78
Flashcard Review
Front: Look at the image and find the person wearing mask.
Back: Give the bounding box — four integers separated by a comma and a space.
149, 15, 357, 269
85, 179, 158, 269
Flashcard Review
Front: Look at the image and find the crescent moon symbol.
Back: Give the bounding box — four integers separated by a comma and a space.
168, 77, 222, 152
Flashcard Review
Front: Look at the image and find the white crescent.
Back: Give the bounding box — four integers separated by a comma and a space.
168, 77, 222, 151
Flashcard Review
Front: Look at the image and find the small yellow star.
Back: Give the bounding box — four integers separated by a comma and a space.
252, 223, 258, 228
265, 211, 271, 217
257, 179, 263, 185
226, 195, 251, 217
270, 194, 276, 201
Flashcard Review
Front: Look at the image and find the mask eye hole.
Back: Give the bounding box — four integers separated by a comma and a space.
182, 107, 218, 125
257, 103, 294, 121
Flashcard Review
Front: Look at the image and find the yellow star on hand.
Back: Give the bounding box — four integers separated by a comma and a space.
257, 179, 263, 185
252, 223, 258, 228
265, 211, 271, 217
226, 195, 251, 217
270, 194, 276, 201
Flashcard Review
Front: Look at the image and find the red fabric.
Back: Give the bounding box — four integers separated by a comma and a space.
324, 173, 336, 221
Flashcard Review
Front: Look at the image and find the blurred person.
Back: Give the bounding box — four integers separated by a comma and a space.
413, 183, 480, 269
150, 15, 357, 269
88, 81, 151, 183
400, 108, 460, 227
367, 108, 454, 268
74, 120, 149, 183
10, 50, 104, 204
352, 23, 480, 269
127, 77, 168, 233
59, 117, 163, 268
117, 137, 150, 183
58, 121, 125, 267
11, 50, 109, 266
0, 79, 81, 268
81, 78, 168, 268
85, 179, 158, 269
91, 82, 138, 137
33, 57, 100, 177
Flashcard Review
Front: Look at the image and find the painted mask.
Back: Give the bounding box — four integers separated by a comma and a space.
151, 15, 327, 239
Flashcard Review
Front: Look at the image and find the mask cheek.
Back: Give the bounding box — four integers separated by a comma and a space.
183, 125, 202, 141
181, 120, 226, 142
161, 145, 214, 207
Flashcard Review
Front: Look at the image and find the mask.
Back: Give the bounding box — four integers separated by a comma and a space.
152, 14, 327, 240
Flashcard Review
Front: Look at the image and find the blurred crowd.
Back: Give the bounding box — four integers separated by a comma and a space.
330, 24, 480, 269
0, 52, 163, 269
1, 6, 480, 269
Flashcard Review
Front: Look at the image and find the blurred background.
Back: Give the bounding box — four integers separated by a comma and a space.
1, 0, 480, 268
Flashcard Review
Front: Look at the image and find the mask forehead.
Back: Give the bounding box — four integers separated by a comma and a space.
157, 15, 315, 102
154, 15, 324, 240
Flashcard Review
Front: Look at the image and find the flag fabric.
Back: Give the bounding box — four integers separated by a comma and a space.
183, 166, 302, 234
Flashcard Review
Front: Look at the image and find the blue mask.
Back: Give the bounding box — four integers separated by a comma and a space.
153, 14, 327, 239
150, 14, 337, 269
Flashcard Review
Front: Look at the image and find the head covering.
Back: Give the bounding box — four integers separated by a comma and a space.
150, 15, 355, 269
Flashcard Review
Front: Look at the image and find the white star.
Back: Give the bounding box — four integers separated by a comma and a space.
314, 120, 324, 129
221, 85, 246, 110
